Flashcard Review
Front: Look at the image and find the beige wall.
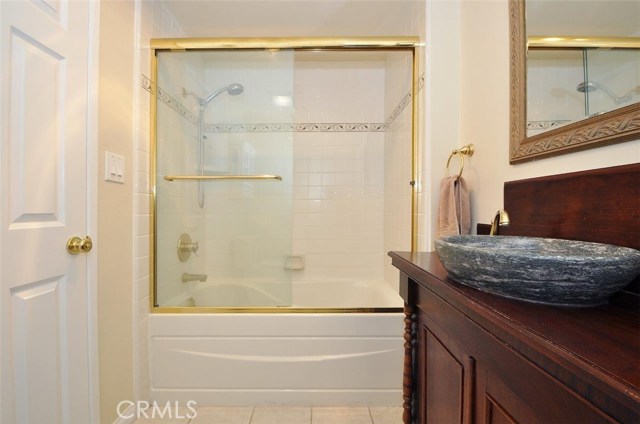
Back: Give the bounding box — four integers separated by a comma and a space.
422, 0, 463, 249
98, 1, 135, 422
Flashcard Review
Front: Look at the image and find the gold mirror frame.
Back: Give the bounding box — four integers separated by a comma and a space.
509, 0, 640, 164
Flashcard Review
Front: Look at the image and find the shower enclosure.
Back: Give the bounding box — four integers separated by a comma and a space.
149, 37, 419, 406
151, 38, 419, 312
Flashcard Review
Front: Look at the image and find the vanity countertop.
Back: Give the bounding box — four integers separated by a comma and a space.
390, 251, 640, 415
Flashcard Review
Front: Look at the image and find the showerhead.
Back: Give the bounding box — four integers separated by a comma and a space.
576, 81, 598, 93
226, 83, 244, 96
576, 81, 632, 104
182, 83, 244, 107
203, 83, 244, 105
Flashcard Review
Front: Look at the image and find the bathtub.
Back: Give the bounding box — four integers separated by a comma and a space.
163, 279, 403, 309
149, 280, 404, 406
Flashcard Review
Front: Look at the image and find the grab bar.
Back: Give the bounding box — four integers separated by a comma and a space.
164, 175, 283, 182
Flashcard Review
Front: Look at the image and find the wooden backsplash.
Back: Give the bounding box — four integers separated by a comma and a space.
500, 163, 639, 249
493, 163, 640, 297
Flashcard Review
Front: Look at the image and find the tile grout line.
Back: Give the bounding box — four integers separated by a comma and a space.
248, 406, 255, 424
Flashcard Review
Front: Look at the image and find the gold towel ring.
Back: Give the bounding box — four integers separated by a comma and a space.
445, 144, 475, 179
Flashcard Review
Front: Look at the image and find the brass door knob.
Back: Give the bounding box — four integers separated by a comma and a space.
67, 236, 93, 255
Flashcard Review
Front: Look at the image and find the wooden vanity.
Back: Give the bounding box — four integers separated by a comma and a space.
391, 251, 640, 424
392, 164, 640, 423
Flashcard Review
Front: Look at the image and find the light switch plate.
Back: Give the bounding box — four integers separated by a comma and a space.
105, 151, 125, 183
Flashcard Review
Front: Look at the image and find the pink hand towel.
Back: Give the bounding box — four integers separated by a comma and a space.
436, 176, 471, 239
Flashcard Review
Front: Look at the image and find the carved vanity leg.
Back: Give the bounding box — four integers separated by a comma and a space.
403, 302, 415, 424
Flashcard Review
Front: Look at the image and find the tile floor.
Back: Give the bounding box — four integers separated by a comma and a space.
133, 406, 403, 424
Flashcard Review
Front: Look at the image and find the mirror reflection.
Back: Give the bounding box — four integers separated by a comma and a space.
525, 0, 640, 137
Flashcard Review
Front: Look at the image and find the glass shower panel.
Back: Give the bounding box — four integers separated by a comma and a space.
155, 49, 294, 308
583, 48, 640, 116
526, 49, 584, 136
527, 46, 640, 136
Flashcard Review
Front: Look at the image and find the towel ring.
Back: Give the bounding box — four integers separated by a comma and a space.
445, 144, 475, 179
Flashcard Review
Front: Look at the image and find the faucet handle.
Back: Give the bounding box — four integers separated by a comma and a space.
177, 233, 199, 261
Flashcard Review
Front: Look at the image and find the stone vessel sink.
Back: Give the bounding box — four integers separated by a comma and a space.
434, 235, 640, 307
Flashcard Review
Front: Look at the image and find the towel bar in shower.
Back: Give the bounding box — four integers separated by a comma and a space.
163, 175, 283, 182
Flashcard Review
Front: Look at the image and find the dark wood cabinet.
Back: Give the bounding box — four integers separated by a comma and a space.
392, 252, 640, 424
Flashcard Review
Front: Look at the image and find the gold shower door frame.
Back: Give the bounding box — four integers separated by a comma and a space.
150, 37, 420, 313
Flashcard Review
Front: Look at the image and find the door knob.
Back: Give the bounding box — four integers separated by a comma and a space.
66, 236, 93, 255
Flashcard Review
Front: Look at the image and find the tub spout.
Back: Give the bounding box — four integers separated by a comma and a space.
182, 273, 208, 283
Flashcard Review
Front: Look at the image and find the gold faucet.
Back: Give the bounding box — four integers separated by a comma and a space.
490, 209, 510, 235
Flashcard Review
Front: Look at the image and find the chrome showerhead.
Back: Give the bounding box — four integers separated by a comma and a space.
203, 83, 244, 105
181, 83, 244, 107
576, 81, 632, 104
576, 81, 597, 93
226, 83, 244, 96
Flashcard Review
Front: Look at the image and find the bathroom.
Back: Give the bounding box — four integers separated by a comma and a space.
0, 0, 638, 424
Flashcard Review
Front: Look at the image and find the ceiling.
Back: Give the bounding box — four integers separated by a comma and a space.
162, 0, 422, 38
161, 0, 639, 44
526, 0, 640, 37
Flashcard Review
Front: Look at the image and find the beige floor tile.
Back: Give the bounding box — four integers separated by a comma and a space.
369, 407, 403, 424
250, 406, 311, 424
133, 415, 191, 424
133, 406, 194, 424
190, 406, 253, 424
311, 407, 373, 424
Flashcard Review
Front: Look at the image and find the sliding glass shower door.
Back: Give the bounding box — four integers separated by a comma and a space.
154, 49, 294, 308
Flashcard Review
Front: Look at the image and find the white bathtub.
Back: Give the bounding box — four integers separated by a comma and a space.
166, 279, 403, 309
150, 280, 404, 406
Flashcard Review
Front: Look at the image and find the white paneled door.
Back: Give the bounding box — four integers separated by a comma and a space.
0, 0, 97, 423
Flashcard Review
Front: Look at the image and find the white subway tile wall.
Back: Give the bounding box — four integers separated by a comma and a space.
133, 0, 187, 402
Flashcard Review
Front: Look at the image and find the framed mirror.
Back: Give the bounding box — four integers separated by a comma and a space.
509, 0, 640, 164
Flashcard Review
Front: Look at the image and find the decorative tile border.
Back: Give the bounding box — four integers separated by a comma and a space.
385, 92, 412, 126
156, 87, 199, 125
143, 72, 425, 133
527, 120, 572, 130
142, 75, 200, 124
204, 122, 387, 133
141, 74, 153, 93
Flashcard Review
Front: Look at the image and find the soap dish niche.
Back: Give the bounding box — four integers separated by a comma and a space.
284, 255, 305, 270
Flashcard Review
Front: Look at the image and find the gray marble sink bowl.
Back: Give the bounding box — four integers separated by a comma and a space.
434, 235, 640, 307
